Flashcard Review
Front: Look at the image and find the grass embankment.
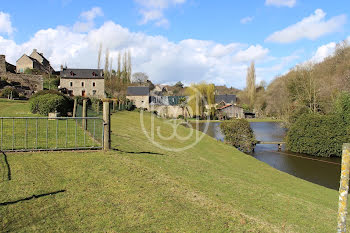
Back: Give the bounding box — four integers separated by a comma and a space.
0, 103, 346, 232
0, 99, 100, 150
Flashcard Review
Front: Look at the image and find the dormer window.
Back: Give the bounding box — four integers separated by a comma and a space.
70, 71, 76, 76
92, 72, 98, 77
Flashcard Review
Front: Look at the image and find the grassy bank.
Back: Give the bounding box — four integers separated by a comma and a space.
0, 99, 38, 117
0, 105, 345, 231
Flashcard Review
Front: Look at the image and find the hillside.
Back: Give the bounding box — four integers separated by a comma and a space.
0, 102, 347, 232
265, 42, 350, 118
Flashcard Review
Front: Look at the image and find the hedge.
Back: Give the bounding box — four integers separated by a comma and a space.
220, 119, 256, 153
30, 93, 72, 116
286, 114, 350, 157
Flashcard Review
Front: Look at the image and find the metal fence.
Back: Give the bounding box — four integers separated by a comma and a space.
0, 117, 104, 152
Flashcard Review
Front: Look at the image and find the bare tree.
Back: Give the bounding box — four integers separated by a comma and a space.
127, 50, 132, 83
97, 43, 102, 69
246, 61, 256, 108
132, 72, 149, 84
104, 48, 109, 79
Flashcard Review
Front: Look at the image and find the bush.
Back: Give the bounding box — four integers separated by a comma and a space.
220, 119, 256, 153
286, 114, 350, 157
30, 93, 72, 116
0, 87, 19, 98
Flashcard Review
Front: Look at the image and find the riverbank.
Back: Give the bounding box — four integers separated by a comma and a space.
0, 102, 346, 232
187, 118, 283, 123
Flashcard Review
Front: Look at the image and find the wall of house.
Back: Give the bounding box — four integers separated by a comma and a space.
127, 96, 150, 109
60, 78, 105, 98
150, 105, 190, 118
219, 106, 244, 119
16, 56, 33, 73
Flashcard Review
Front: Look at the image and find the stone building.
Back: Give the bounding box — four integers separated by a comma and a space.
217, 104, 244, 119
59, 68, 105, 98
0, 55, 43, 96
16, 49, 53, 74
126, 86, 150, 109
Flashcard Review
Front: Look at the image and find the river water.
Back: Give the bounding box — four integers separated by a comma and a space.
193, 122, 341, 190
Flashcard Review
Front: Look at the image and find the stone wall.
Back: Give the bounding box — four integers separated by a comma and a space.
127, 95, 150, 109
3, 73, 44, 92
150, 105, 190, 118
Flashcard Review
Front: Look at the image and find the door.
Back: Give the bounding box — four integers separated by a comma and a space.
82, 90, 86, 97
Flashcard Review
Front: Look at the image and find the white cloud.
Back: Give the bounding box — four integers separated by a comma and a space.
73, 7, 103, 32
0, 12, 15, 36
0, 10, 297, 89
265, 0, 296, 7
310, 42, 337, 63
240, 16, 254, 24
80, 7, 103, 21
135, 0, 186, 27
266, 9, 347, 43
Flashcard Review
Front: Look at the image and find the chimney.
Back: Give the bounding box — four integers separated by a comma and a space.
60, 64, 63, 71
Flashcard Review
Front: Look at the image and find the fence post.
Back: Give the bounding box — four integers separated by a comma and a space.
72, 98, 77, 117
337, 143, 350, 233
103, 99, 111, 151
82, 99, 87, 130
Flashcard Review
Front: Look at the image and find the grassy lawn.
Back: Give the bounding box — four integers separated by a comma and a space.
0, 99, 102, 150
0, 109, 345, 232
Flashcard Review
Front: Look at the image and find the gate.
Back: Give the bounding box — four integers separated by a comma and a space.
0, 117, 104, 152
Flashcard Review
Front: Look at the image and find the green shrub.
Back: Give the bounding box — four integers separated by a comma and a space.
286, 114, 350, 157
30, 93, 72, 116
0, 87, 19, 98
335, 92, 350, 124
31, 90, 67, 99
220, 119, 256, 153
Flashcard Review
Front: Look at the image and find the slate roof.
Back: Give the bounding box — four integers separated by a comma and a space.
127, 86, 150, 96
215, 94, 237, 104
60, 68, 104, 79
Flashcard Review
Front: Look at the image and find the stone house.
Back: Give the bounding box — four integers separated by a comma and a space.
16, 49, 53, 74
126, 86, 150, 109
217, 104, 244, 119
59, 68, 105, 98
0, 55, 43, 96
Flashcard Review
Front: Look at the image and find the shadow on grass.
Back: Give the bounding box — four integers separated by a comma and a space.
0, 190, 66, 206
1, 151, 11, 181
112, 148, 165, 156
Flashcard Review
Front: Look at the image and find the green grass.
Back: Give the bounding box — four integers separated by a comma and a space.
0, 109, 346, 232
0, 99, 102, 150
188, 118, 283, 123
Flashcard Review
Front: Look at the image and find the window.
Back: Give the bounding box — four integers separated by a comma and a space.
92, 90, 96, 95
81, 82, 84, 87
92, 82, 96, 87
70, 81, 73, 87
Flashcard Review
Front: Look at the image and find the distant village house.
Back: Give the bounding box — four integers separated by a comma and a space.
16, 49, 53, 74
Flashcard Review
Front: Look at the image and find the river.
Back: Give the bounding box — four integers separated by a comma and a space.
192, 121, 341, 190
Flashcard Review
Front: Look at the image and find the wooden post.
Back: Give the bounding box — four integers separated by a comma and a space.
82, 99, 87, 130
337, 143, 350, 233
96, 101, 100, 114
112, 101, 115, 112
72, 98, 77, 117
118, 101, 121, 111
103, 100, 111, 151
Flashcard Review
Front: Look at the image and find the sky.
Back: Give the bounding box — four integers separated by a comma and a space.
0, 0, 349, 89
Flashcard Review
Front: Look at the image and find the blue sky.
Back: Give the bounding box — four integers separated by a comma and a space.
0, 0, 349, 88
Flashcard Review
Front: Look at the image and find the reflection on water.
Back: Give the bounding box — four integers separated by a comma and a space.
192, 121, 341, 190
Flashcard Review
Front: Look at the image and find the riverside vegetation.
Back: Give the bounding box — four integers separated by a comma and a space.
0, 100, 348, 232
